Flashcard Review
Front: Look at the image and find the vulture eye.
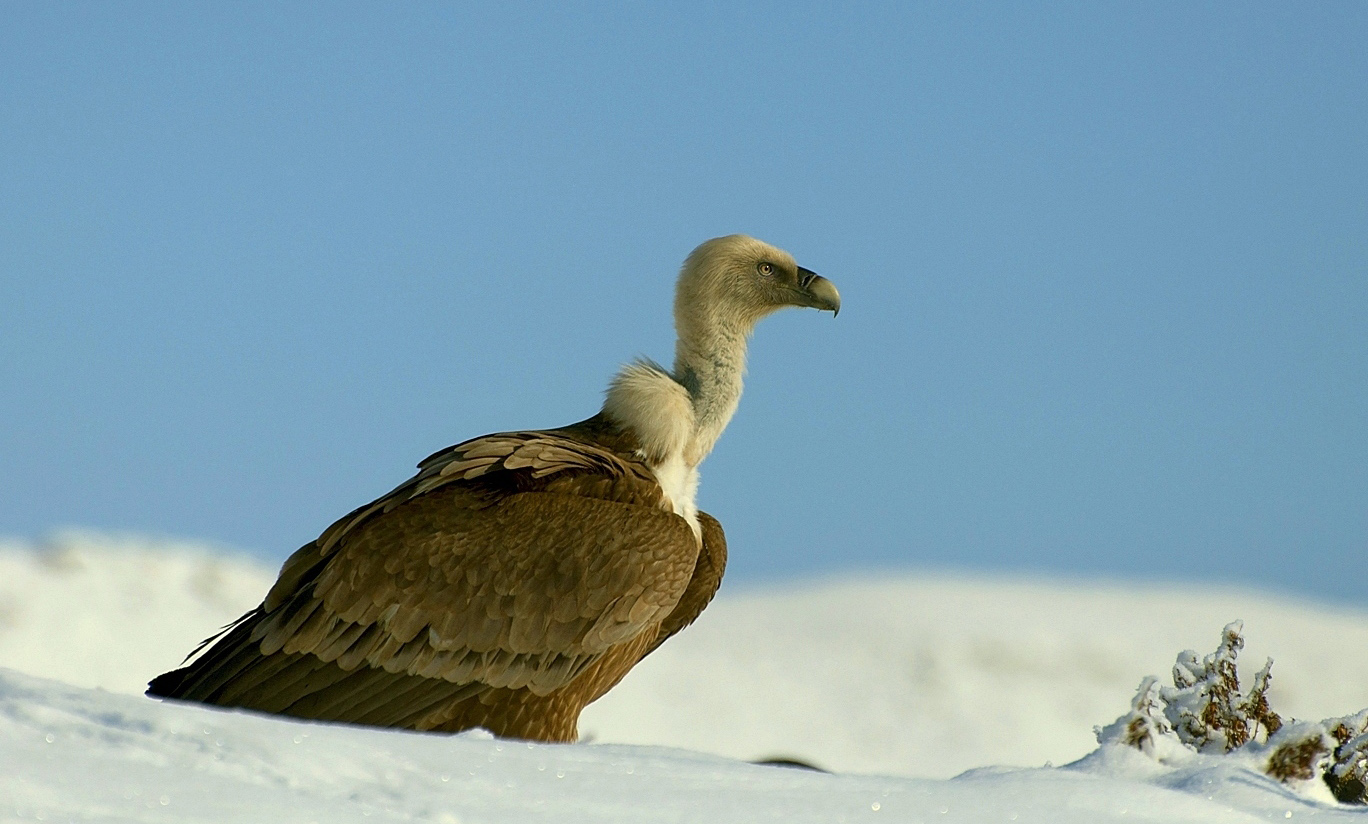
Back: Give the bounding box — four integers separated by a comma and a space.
757, 262, 774, 277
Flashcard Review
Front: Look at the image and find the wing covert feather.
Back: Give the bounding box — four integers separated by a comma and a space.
254, 432, 700, 697
646, 509, 728, 656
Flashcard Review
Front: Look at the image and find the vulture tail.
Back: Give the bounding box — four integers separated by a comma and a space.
146, 608, 265, 701
146, 608, 495, 732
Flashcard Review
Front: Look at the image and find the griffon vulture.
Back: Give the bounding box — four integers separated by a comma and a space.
148, 235, 840, 742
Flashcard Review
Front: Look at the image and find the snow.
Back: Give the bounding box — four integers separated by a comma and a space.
7, 667, 1366, 823
3, 532, 1368, 821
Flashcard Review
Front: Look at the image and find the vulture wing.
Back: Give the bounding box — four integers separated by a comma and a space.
148, 429, 702, 732
643, 510, 727, 657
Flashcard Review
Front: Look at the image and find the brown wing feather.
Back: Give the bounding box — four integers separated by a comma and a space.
149, 425, 703, 734
645, 509, 727, 657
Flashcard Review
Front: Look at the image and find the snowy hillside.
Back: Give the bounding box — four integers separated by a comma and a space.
3, 533, 1368, 821
6, 665, 1367, 824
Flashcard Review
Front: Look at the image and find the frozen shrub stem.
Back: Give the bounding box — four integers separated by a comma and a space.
1324, 712, 1368, 803
1167, 621, 1282, 752
1097, 620, 1368, 804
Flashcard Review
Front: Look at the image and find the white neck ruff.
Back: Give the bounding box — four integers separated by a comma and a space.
602, 359, 720, 543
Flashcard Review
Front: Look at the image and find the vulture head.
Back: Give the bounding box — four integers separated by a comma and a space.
674, 235, 840, 339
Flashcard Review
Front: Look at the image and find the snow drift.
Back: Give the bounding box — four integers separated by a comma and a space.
3, 532, 1368, 821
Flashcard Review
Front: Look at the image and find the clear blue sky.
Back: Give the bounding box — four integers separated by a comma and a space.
2, 3, 1365, 602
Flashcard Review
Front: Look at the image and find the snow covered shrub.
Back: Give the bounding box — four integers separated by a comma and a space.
1323, 712, 1368, 803
1166, 621, 1282, 752
1263, 721, 1334, 782
1097, 621, 1368, 804
1104, 675, 1170, 756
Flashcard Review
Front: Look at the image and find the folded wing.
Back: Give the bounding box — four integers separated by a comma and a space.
148, 429, 702, 731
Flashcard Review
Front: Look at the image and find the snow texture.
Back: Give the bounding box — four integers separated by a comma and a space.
3, 533, 1368, 821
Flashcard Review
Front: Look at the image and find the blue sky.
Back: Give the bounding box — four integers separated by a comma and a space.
2, 3, 1365, 602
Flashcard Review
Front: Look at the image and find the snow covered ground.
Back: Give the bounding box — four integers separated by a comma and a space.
3, 532, 1368, 821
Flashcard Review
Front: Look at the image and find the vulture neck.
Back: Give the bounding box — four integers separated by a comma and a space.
672, 316, 748, 464
600, 311, 751, 542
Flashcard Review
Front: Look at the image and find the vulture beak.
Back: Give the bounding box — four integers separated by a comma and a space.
795, 266, 841, 317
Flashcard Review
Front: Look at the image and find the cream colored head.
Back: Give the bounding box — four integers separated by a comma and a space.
674, 235, 840, 340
